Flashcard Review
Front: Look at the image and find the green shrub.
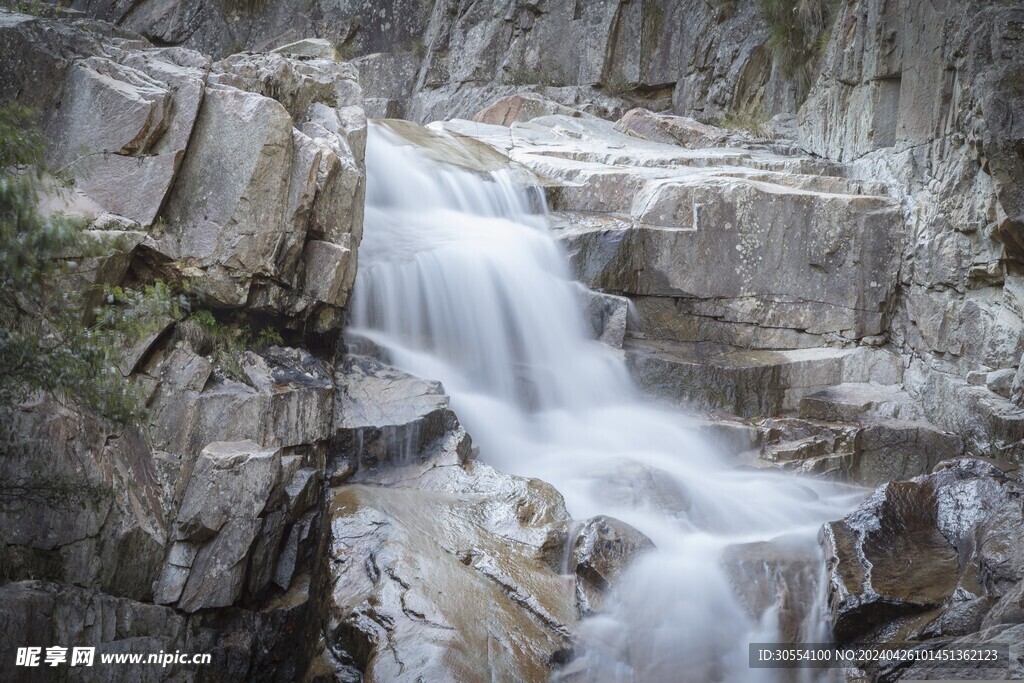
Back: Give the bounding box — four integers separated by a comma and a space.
254, 326, 284, 348
218, 0, 267, 16
0, 104, 174, 432
176, 309, 286, 382
759, 0, 840, 93
715, 109, 774, 138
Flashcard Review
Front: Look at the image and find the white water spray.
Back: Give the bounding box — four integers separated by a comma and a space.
351, 124, 860, 682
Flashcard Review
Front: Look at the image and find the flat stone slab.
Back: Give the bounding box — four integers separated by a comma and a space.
799, 382, 922, 423
624, 338, 900, 418
333, 355, 455, 473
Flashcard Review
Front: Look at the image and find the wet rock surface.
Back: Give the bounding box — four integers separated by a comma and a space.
821, 457, 1024, 674
571, 515, 654, 616
332, 354, 454, 474
321, 356, 578, 683
722, 535, 823, 643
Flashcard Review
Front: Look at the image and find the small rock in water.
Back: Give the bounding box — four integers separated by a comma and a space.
571, 515, 655, 616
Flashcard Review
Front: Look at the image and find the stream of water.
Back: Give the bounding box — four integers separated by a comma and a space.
350, 124, 862, 682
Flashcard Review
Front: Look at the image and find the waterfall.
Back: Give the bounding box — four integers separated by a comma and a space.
351, 123, 859, 682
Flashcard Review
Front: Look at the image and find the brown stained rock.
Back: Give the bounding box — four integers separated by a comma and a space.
473, 93, 587, 126
981, 579, 1024, 630
822, 458, 1024, 644
615, 108, 740, 148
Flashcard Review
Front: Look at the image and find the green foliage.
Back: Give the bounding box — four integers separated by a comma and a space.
5, 0, 43, 16
0, 0, 68, 16
409, 37, 426, 60
715, 109, 774, 138
254, 326, 284, 348
503, 65, 565, 88
218, 0, 267, 16
175, 309, 284, 382
177, 309, 247, 382
0, 104, 179, 435
600, 73, 635, 96
759, 0, 840, 93
335, 40, 358, 61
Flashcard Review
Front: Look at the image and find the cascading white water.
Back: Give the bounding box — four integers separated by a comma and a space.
351, 124, 861, 682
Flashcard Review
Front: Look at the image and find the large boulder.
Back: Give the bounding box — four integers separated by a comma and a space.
321, 358, 576, 682
41, 43, 209, 227
153, 439, 324, 613
146, 344, 336, 459
473, 93, 589, 126
821, 458, 1024, 647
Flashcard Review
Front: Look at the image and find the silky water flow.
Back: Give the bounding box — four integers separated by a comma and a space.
349, 124, 862, 682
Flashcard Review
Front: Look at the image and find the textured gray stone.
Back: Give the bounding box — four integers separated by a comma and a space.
333, 354, 454, 473
474, 92, 589, 126
326, 454, 574, 682
159, 84, 298, 306
174, 441, 281, 542
445, 114, 902, 348
41, 49, 208, 226
576, 285, 630, 349
821, 458, 1024, 644
615, 107, 747, 148
303, 239, 355, 307
571, 515, 654, 616
66, 0, 806, 124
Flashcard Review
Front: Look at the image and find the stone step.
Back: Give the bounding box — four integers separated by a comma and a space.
798, 382, 923, 422
752, 415, 964, 488
447, 115, 901, 350
332, 354, 457, 480
624, 338, 901, 418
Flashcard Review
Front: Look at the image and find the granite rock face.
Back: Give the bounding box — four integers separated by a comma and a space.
0, 11, 367, 681
3, 0, 1024, 680
801, 0, 1024, 461
1, 11, 365, 334
0, 579, 320, 682
66, 0, 807, 124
